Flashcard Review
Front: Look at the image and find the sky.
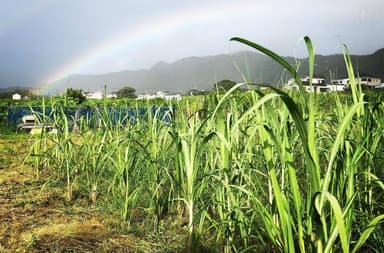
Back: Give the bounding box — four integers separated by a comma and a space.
0, 0, 383, 90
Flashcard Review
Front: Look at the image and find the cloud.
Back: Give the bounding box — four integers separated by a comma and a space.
0, 0, 383, 88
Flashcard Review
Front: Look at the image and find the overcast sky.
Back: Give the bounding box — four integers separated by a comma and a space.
1, 0, 383, 88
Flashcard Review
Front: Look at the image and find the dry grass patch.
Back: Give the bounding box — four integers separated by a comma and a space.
25, 221, 109, 252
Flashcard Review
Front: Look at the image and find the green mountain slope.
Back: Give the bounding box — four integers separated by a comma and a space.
50, 49, 384, 94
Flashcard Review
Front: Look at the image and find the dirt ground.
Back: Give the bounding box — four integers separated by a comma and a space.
0, 136, 188, 253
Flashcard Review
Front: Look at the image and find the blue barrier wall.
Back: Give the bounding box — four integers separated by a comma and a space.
7, 106, 174, 128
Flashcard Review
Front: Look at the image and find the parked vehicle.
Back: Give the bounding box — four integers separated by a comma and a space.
17, 114, 54, 132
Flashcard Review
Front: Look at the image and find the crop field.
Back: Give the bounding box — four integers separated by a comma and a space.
1, 38, 384, 253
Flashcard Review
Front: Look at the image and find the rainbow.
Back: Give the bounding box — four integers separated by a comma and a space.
38, 1, 261, 91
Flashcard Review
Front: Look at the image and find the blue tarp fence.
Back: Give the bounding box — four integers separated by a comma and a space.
6, 106, 175, 128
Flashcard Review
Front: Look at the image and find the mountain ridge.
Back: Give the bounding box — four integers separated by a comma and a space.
49, 49, 384, 94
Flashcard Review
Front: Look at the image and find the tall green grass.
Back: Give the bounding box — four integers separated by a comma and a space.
25, 37, 384, 252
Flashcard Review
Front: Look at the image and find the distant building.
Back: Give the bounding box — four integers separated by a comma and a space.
357, 74, 381, 88
333, 74, 381, 89
287, 76, 333, 93
107, 93, 117, 98
328, 84, 345, 92
285, 75, 347, 93
241, 83, 271, 91
137, 91, 182, 101
332, 78, 349, 86
83, 90, 103, 99
187, 89, 207, 96
12, 93, 21, 100
164, 93, 182, 101
305, 76, 326, 85
137, 93, 153, 100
